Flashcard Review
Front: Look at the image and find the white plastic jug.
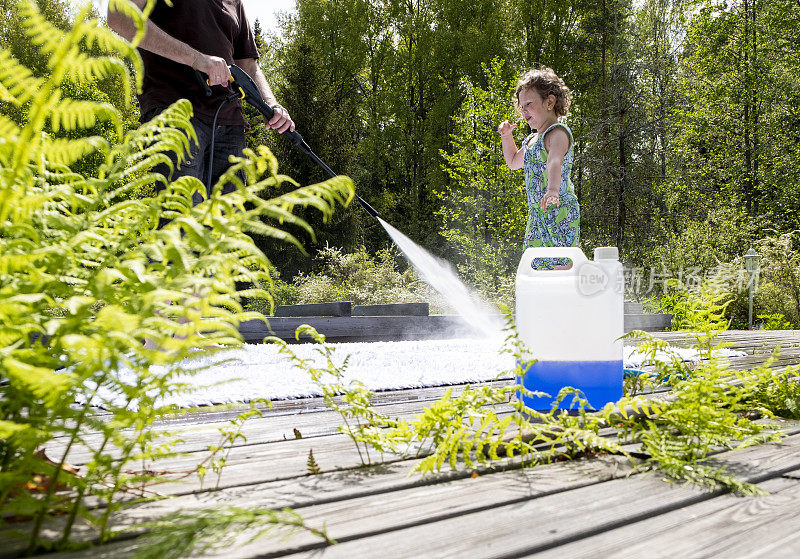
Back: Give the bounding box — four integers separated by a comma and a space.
515, 246, 624, 410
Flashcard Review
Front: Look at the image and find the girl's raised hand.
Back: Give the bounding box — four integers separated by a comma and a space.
497, 121, 516, 138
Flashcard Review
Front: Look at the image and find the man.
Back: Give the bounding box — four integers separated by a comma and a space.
108, 0, 294, 194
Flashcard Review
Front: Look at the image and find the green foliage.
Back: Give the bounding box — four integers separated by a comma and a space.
626, 358, 780, 494
0, 0, 352, 552
617, 355, 780, 494
244, 262, 299, 314
133, 506, 334, 559
670, 0, 800, 227
199, 400, 270, 490
757, 313, 792, 330
290, 244, 435, 308
639, 208, 758, 289
752, 232, 800, 327
306, 448, 321, 474
617, 296, 784, 494
749, 365, 800, 420
652, 267, 740, 336
409, 384, 625, 475
246, 0, 800, 291
285, 305, 791, 496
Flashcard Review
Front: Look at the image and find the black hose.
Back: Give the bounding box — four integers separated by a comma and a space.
206, 92, 245, 188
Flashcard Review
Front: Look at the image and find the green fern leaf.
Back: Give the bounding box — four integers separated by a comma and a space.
76, 20, 144, 95
65, 52, 133, 105
18, 1, 62, 57
0, 49, 45, 105
48, 97, 122, 138
40, 137, 110, 167
0, 80, 14, 103
2, 357, 75, 406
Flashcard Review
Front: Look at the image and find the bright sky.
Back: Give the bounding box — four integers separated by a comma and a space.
83, 0, 296, 34
241, 0, 296, 33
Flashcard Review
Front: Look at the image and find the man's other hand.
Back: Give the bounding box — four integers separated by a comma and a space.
266, 104, 295, 134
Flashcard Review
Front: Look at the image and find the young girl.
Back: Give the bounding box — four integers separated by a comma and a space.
498, 67, 579, 269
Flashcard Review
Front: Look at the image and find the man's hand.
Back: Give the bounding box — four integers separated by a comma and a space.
194, 54, 231, 87
233, 58, 295, 134
265, 104, 295, 134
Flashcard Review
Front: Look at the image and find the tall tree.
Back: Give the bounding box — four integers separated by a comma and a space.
669, 0, 800, 229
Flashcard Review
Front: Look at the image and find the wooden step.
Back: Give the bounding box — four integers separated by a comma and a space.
273, 302, 352, 317
624, 301, 644, 314
352, 303, 429, 316
624, 313, 672, 332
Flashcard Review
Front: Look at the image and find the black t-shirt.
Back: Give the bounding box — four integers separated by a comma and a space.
138, 0, 259, 126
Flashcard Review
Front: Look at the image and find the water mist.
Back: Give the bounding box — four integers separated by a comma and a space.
378, 218, 505, 341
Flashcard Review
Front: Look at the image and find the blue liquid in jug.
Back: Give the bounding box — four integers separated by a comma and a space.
516, 360, 623, 411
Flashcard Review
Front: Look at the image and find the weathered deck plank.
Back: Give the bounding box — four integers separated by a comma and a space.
531, 474, 800, 558
276, 434, 800, 559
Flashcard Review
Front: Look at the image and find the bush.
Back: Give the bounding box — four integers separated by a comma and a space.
630, 206, 758, 303
292, 245, 438, 308
753, 232, 800, 327
757, 313, 793, 330
645, 229, 800, 330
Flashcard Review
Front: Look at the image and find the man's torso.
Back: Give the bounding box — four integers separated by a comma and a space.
138, 0, 259, 125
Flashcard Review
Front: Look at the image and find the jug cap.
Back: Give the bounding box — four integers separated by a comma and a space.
594, 246, 619, 261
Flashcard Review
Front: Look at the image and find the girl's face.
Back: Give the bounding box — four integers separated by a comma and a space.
518, 88, 554, 131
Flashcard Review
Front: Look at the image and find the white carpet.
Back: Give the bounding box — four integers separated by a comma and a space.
83, 340, 747, 409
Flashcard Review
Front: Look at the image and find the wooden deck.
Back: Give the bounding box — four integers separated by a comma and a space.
12, 330, 800, 558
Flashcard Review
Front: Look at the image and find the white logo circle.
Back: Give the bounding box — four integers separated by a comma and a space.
577, 262, 608, 296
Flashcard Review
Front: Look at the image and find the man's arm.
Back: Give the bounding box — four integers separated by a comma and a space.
234, 57, 295, 133
107, 0, 230, 86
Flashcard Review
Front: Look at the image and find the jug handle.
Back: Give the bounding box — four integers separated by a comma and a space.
517, 247, 589, 277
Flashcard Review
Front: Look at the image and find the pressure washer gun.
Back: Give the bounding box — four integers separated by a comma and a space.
198, 64, 379, 219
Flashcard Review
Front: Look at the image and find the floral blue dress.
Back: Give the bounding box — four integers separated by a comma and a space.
522, 122, 580, 268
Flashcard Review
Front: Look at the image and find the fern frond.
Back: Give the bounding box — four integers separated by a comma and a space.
244, 222, 307, 252
0, 80, 14, 103
75, 19, 143, 94
48, 98, 122, 137
18, 1, 63, 57
114, 152, 176, 185
248, 178, 353, 237
65, 51, 133, 107
39, 137, 110, 167
0, 49, 45, 105
102, 173, 163, 200
256, 176, 354, 222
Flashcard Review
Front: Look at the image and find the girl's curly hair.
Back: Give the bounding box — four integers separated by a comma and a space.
514, 67, 572, 117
